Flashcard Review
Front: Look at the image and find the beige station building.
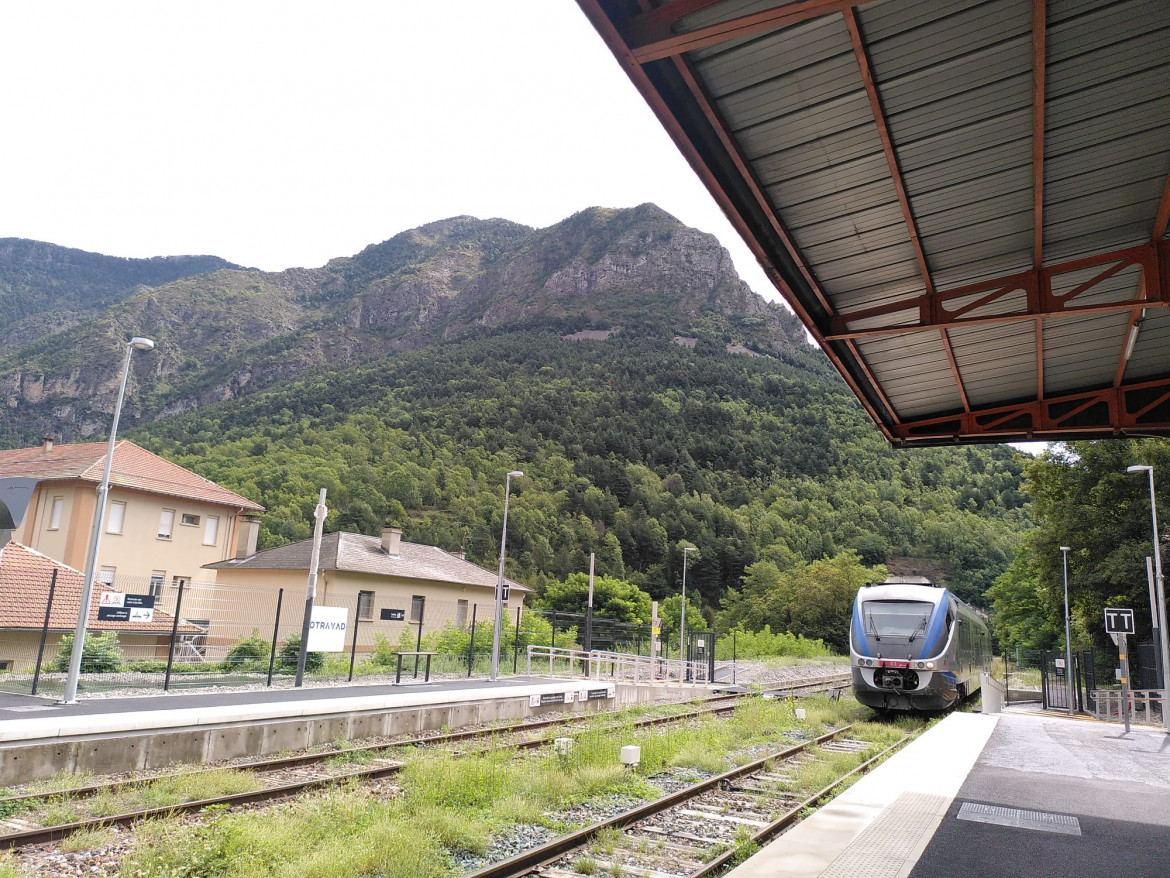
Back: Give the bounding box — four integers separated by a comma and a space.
0, 438, 264, 596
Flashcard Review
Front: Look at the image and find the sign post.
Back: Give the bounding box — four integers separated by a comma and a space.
295, 488, 328, 687
650, 600, 660, 679
1105, 607, 1135, 732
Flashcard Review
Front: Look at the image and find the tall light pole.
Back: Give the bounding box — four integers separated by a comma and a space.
62, 336, 155, 703
1127, 464, 1170, 733
1059, 546, 1074, 715
679, 546, 695, 666
490, 470, 522, 681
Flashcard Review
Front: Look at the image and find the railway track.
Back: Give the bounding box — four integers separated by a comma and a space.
1, 693, 754, 850
466, 724, 918, 878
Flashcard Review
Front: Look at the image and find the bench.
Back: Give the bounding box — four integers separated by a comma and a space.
394, 651, 438, 684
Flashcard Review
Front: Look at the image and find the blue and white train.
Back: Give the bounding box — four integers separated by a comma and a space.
849, 577, 991, 712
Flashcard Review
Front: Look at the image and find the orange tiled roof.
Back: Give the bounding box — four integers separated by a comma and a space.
0, 440, 263, 511
0, 541, 199, 633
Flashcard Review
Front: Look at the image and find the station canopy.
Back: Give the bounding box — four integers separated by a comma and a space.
578, 0, 1170, 445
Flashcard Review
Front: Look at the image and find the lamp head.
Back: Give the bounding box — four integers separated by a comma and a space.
508, 470, 523, 478
683, 546, 695, 554
1127, 465, 1152, 474
1059, 546, 1071, 552
129, 337, 155, 351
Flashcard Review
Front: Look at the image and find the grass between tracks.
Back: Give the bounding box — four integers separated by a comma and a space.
8, 696, 922, 878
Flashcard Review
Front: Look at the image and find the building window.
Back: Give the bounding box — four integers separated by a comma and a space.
357, 590, 374, 621
456, 599, 468, 628
149, 571, 165, 598
48, 497, 64, 530
181, 513, 200, 527
203, 516, 219, 546
158, 509, 175, 539
172, 575, 189, 591
0, 660, 12, 673
106, 501, 127, 535
99, 567, 116, 588
410, 595, 425, 623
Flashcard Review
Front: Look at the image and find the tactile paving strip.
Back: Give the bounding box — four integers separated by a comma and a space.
956, 801, 1081, 835
819, 792, 949, 878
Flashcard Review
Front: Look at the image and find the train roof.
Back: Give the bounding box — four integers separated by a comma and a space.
857, 582, 948, 605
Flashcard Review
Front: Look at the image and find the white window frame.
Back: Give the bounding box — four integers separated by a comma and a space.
149, 571, 166, 598
158, 508, 175, 540
203, 515, 219, 546
106, 500, 127, 535
181, 513, 200, 527
456, 599, 468, 628
410, 595, 425, 623
48, 497, 64, 531
98, 567, 116, 587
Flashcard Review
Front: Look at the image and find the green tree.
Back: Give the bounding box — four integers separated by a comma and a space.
536, 573, 652, 623
47, 631, 124, 673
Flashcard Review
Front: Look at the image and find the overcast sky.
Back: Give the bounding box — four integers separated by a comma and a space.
0, 0, 779, 300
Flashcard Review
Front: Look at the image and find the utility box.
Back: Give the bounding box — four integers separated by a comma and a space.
554, 738, 574, 755
620, 745, 641, 766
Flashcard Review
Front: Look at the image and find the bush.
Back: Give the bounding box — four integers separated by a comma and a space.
715, 625, 833, 660
221, 629, 272, 672
367, 632, 398, 667
276, 634, 324, 674
47, 632, 124, 673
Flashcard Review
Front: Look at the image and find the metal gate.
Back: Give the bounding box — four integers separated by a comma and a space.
685, 630, 716, 682
1041, 649, 1095, 713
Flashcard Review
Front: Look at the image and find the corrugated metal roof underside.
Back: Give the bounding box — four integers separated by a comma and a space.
581, 0, 1170, 441
1044, 0, 1170, 263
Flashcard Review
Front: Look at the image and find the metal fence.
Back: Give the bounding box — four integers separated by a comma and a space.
0, 571, 731, 698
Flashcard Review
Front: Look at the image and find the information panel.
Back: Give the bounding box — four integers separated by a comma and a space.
307, 606, 349, 651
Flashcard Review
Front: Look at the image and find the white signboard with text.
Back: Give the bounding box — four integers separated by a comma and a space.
307, 606, 349, 652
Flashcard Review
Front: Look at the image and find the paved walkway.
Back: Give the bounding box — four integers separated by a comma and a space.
729, 709, 1170, 878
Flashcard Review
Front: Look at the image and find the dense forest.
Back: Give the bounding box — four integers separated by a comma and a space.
988, 438, 1170, 652
132, 324, 1030, 623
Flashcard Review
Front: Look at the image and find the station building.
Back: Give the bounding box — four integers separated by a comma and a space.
0, 438, 265, 595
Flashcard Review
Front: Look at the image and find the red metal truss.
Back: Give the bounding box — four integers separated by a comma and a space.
1155, 166, 1170, 242
826, 241, 1170, 341
622, 0, 872, 64
1031, 0, 1047, 401
892, 377, 1170, 443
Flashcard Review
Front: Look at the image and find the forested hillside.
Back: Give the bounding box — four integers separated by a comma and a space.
133, 325, 1029, 614
1, 206, 1033, 624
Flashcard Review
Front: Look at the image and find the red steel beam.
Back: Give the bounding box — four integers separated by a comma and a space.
826, 241, 1169, 340
625, 0, 869, 64
891, 376, 1170, 443
845, 8, 969, 411
1031, 0, 1046, 270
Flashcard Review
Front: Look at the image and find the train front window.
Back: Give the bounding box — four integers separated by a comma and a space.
862, 601, 934, 639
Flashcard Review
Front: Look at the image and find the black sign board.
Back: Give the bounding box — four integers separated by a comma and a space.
501, 586, 510, 601
538, 692, 567, 706
1104, 607, 1135, 635
585, 688, 610, 701
380, 608, 405, 621
97, 593, 154, 622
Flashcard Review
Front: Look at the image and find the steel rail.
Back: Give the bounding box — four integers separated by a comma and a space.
462, 725, 857, 878
0, 695, 757, 850
692, 728, 922, 876
0, 694, 747, 811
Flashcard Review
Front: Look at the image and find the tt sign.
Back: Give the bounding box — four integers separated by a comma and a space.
307, 606, 349, 652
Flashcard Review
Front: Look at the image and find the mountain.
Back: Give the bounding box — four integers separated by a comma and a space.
0, 205, 1031, 610
0, 238, 246, 356
0, 205, 807, 446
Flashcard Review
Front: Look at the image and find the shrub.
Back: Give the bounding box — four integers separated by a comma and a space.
367, 632, 398, 667
46, 632, 123, 673
715, 625, 833, 660
221, 629, 272, 672
276, 634, 323, 673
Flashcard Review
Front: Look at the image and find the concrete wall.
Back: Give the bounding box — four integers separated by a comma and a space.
0, 682, 712, 785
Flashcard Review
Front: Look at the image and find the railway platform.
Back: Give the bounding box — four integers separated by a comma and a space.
0, 675, 714, 786
729, 708, 1170, 878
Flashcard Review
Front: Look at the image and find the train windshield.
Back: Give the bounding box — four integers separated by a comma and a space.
862, 600, 935, 639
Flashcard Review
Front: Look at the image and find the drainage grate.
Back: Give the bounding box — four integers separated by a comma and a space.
957, 802, 1081, 836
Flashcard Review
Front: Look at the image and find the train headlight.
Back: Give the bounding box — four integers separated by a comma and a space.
925, 661, 935, 669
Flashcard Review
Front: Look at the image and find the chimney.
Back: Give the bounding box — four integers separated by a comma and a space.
41, 437, 54, 454
235, 516, 260, 560
450, 549, 465, 560
381, 525, 402, 555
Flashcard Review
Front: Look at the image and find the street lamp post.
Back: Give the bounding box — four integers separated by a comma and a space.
679, 546, 695, 669
1059, 546, 1074, 715
62, 336, 155, 703
490, 470, 522, 682
1127, 464, 1170, 733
